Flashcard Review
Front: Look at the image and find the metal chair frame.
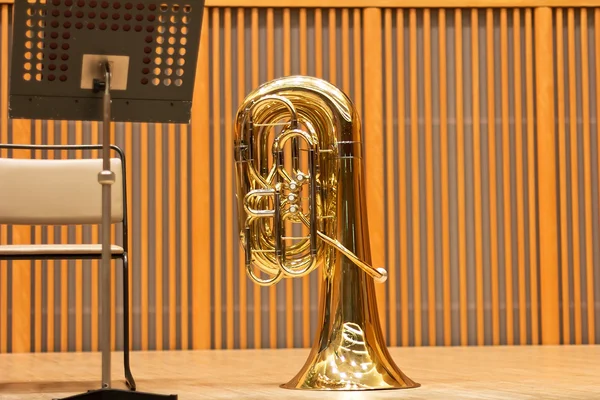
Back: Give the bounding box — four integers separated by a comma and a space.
0, 143, 135, 391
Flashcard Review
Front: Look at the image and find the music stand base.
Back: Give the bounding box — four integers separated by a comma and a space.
54, 388, 177, 400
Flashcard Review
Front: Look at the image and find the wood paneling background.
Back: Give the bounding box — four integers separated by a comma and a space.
0, 3, 599, 353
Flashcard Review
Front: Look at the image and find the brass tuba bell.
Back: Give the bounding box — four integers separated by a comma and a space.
233, 75, 420, 390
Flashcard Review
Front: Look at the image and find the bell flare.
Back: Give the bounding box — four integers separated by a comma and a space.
280, 321, 420, 390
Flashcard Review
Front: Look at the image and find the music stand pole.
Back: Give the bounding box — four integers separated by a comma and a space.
97, 61, 113, 390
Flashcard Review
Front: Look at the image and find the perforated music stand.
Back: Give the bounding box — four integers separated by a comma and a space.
8, 0, 205, 398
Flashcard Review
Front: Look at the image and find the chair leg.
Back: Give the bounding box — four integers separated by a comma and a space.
123, 253, 136, 391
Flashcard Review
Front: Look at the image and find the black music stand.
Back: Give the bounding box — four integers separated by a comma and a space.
8, 0, 204, 398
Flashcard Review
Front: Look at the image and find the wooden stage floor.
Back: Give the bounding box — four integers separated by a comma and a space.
0, 345, 597, 399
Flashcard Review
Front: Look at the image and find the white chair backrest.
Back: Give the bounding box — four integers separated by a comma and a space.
0, 157, 123, 225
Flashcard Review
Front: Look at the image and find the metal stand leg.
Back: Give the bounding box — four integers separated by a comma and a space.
99, 61, 114, 390
123, 253, 137, 390
55, 61, 177, 400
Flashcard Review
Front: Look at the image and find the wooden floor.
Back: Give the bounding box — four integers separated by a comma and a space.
0, 345, 597, 399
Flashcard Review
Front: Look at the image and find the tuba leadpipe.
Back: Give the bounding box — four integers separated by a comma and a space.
233, 76, 420, 390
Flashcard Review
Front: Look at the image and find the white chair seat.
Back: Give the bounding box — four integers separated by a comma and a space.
0, 244, 124, 256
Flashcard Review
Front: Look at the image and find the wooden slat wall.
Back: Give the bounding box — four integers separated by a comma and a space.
0, 4, 599, 352
554, 7, 600, 345
383, 8, 540, 346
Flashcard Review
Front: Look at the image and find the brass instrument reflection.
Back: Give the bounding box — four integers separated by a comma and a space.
233, 76, 420, 390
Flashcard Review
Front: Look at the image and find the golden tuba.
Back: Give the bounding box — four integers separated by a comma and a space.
233, 75, 420, 390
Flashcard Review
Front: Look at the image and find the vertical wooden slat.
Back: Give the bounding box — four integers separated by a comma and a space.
525, 7, 539, 345
556, 8, 570, 345
363, 6, 386, 336
0, 4, 4, 152
212, 7, 223, 350
124, 122, 133, 351
140, 121, 149, 350
180, 122, 189, 350
265, 7, 276, 350
512, 8, 527, 346
168, 123, 176, 350
580, 7, 595, 344
596, 8, 600, 345
341, 9, 350, 93
91, 121, 99, 352
75, 121, 83, 352
34, 121, 42, 353
314, 8, 324, 298
486, 9, 500, 346
409, 8, 422, 347
471, 8, 485, 346
237, 7, 247, 350
299, 7, 310, 349
262, 8, 274, 345
594, 8, 600, 345
535, 6, 560, 345
283, 7, 294, 350
11, 119, 32, 353
251, 7, 261, 349
155, 121, 164, 351
110, 123, 117, 351
327, 7, 339, 317
47, 122, 56, 353
396, 8, 409, 348
353, 9, 362, 115
0, 3, 7, 355
384, 8, 396, 346
423, 8, 435, 347
455, 8, 468, 346
568, 8, 582, 345
315, 9, 322, 80
329, 9, 336, 85
191, 9, 211, 350
439, 8, 451, 347
500, 8, 514, 346
223, 7, 234, 350
60, 121, 68, 353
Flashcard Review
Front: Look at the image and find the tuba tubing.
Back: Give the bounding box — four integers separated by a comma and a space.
235, 79, 385, 284
234, 75, 420, 390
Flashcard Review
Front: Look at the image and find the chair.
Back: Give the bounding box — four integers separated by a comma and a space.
0, 143, 135, 391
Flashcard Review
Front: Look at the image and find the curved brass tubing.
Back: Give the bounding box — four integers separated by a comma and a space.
233, 76, 420, 391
